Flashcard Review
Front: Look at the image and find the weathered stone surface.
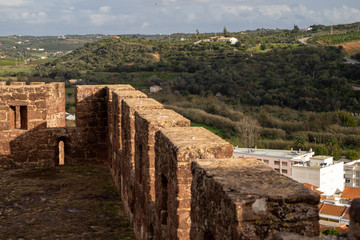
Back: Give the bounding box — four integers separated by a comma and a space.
109, 89, 148, 210
349, 198, 360, 240
0, 83, 328, 240
0, 84, 64, 131
133, 109, 190, 240
154, 127, 233, 240
191, 158, 319, 240
121, 97, 163, 221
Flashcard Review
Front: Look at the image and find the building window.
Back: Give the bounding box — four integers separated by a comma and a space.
263, 160, 269, 164
282, 169, 288, 174
356, 179, 360, 187
282, 162, 288, 167
9, 106, 16, 129
9, 105, 28, 130
356, 171, 360, 178
274, 161, 280, 166
20, 106, 27, 129
274, 168, 280, 172
345, 179, 351, 183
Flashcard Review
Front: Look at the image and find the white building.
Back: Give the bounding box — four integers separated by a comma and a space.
149, 85, 162, 93
344, 159, 360, 187
233, 147, 314, 177
217, 37, 238, 45
292, 156, 344, 196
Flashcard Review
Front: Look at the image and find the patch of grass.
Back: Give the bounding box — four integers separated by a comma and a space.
191, 122, 225, 137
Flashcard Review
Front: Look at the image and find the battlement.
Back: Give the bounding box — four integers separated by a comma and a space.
0, 83, 326, 239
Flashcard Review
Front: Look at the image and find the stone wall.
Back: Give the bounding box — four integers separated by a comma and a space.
0, 82, 66, 168
191, 158, 319, 240
45, 82, 66, 128
0, 82, 324, 239
0, 82, 64, 131
134, 109, 191, 239
108, 90, 147, 196
121, 98, 164, 221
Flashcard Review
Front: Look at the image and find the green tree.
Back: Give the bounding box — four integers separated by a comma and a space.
326, 137, 339, 155
313, 145, 329, 155
338, 111, 357, 127
346, 150, 360, 160
322, 229, 341, 236
292, 24, 300, 33
223, 26, 229, 37
196, 29, 200, 39
294, 136, 308, 150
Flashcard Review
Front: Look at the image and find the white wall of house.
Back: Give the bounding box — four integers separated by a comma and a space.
292, 162, 344, 195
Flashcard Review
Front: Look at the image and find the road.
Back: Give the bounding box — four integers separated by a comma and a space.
344, 57, 360, 64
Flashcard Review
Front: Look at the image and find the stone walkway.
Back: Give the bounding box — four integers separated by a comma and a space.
0, 165, 135, 240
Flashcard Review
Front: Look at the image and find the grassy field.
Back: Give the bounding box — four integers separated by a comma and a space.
0, 66, 33, 74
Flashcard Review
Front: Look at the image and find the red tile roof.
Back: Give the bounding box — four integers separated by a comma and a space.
335, 224, 349, 234
318, 203, 324, 210
342, 208, 350, 220
341, 186, 360, 200
304, 183, 324, 199
319, 204, 347, 217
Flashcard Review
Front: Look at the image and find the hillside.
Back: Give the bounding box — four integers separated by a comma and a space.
33, 33, 360, 113
2, 22, 360, 157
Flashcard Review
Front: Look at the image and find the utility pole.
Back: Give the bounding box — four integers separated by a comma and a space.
331, 22, 333, 35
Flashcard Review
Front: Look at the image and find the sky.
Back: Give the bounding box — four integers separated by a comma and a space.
1, 0, 360, 36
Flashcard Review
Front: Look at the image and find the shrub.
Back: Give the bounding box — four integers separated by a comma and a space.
346, 150, 360, 160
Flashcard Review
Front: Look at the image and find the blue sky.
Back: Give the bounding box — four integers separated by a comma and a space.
1, 0, 360, 36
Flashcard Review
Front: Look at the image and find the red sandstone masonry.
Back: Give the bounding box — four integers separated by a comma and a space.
109, 90, 147, 196
0, 83, 326, 239
121, 98, 163, 222
134, 109, 190, 240
46, 83, 66, 128
154, 127, 233, 240
191, 158, 320, 239
0, 82, 65, 131
76, 85, 109, 164
106, 85, 135, 168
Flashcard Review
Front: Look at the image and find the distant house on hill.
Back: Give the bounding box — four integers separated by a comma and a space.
150, 85, 162, 93
69, 79, 78, 84
217, 37, 238, 45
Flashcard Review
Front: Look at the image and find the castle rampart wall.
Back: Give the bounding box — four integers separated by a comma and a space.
0, 82, 323, 239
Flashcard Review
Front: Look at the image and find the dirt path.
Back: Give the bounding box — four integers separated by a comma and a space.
0, 165, 135, 240
298, 37, 310, 45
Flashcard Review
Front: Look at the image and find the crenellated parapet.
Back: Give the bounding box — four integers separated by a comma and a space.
0, 82, 324, 239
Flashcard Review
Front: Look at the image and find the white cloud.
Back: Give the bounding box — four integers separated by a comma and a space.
141, 22, 149, 28
186, 13, 196, 23
0, 0, 28, 7
221, 5, 254, 15
99, 5, 111, 13
258, 5, 291, 18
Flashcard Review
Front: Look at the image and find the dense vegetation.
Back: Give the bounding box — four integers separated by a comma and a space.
34, 36, 360, 113
2, 22, 360, 158
310, 31, 360, 45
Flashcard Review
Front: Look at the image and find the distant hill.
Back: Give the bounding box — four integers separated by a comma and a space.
34, 37, 160, 77
29, 22, 360, 113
